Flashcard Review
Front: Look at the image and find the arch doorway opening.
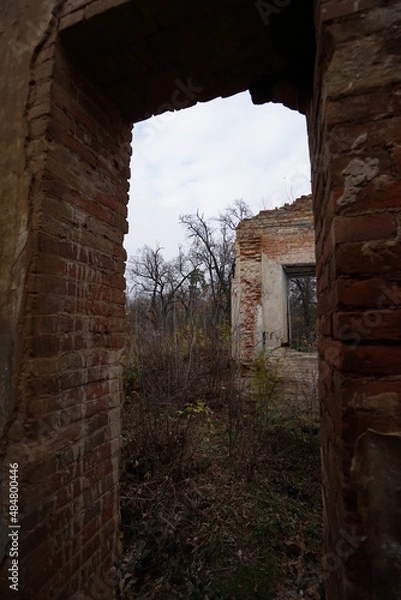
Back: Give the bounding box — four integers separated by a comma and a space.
119, 95, 322, 598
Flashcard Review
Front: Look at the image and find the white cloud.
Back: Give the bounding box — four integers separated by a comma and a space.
125, 91, 311, 260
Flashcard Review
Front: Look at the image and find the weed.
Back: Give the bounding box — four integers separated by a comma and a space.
211, 560, 277, 599
118, 306, 322, 599
251, 352, 279, 433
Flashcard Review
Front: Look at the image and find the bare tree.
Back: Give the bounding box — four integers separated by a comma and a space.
127, 244, 196, 326
218, 198, 253, 231
180, 200, 252, 324
288, 275, 317, 351
126, 200, 252, 334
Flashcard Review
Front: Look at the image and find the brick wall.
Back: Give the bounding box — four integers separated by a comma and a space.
232, 195, 318, 414
309, 3, 401, 597
232, 195, 315, 365
1, 1, 401, 598
0, 5, 132, 596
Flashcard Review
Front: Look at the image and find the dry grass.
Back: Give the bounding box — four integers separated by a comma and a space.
117, 353, 323, 599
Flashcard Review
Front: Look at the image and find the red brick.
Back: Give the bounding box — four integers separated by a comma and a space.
59, 370, 86, 390
37, 232, 81, 261
86, 382, 110, 402
339, 344, 401, 375
326, 89, 393, 125
392, 85, 401, 113
4, 23, 132, 599
107, 333, 126, 348
344, 179, 401, 214
317, 286, 337, 317
66, 131, 98, 166
23, 545, 65, 591
318, 314, 333, 336
342, 412, 401, 456
25, 456, 59, 484
392, 145, 401, 174
332, 213, 397, 243
83, 443, 112, 472
56, 83, 100, 137
336, 117, 401, 161
333, 310, 401, 341
101, 487, 117, 511
70, 192, 115, 225
86, 411, 109, 433
335, 278, 401, 310
85, 396, 110, 418
82, 516, 101, 546
59, 405, 84, 427
84, 447, 108, 476
101, 503, 115, 528
51, 101, 76, 133
82, 532, 101, 565
335, 241, 401, 277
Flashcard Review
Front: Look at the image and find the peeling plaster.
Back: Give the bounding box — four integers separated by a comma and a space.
338, 157, 380, 206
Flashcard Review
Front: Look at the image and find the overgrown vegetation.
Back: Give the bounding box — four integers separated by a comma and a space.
117, 203, 322, 599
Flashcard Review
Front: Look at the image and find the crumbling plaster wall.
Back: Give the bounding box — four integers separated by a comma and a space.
232, 195, 315, 362
232, 195, 317, 414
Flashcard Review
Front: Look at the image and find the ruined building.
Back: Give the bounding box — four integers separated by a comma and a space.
232, 195, 318, 414
1, 1, 401, 599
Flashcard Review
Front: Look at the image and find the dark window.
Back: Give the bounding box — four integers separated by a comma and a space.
285, 266, 317, 352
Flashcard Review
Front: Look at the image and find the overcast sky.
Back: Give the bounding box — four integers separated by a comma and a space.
125, 91, 311, 261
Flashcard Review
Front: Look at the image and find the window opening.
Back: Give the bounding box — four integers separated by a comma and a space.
285, 265, 317, 352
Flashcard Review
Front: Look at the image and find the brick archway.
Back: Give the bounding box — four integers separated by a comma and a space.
1, 2, 401, 598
